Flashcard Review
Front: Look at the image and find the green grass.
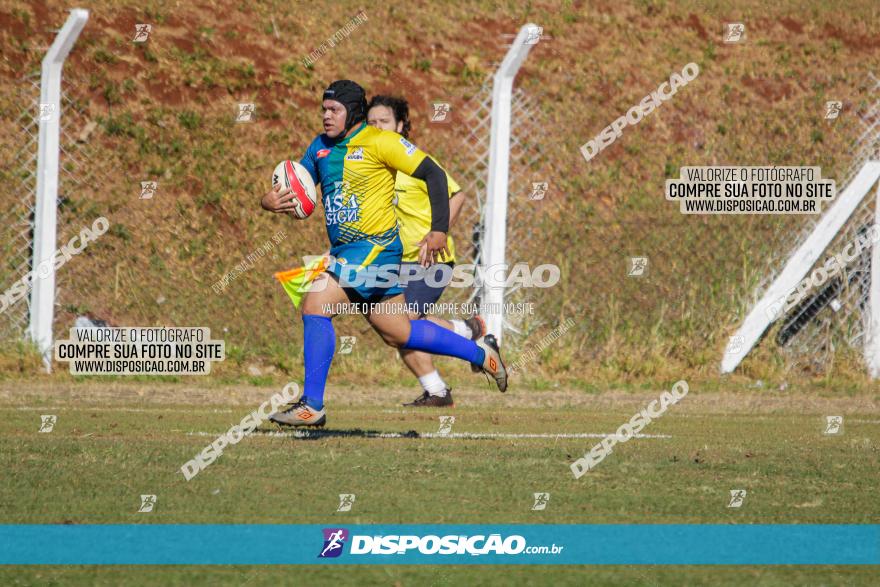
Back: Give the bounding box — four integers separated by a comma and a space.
0, 565, 877, 586
0, 381, 877, 584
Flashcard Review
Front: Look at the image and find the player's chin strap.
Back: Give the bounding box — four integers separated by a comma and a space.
343, 117, 365, 136
340, 95, 365, 133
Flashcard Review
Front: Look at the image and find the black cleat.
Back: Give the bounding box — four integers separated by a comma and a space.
403, 389, 454, 407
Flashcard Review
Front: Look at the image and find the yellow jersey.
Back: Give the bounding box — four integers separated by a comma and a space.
394, 168, 461, 262
300, 123, 428, 247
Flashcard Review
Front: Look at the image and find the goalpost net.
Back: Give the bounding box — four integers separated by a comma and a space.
0, 9, 110, 370
432, 23, 562, 348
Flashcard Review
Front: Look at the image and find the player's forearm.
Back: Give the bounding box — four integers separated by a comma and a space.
449, 191, 465, 227
411, 157, 450, 233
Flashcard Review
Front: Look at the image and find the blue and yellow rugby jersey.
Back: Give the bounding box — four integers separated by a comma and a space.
299, 122, 428, 247
395, 169, 461, 263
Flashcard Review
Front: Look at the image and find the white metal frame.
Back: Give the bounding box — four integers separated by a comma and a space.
721, 161, 880, 375
865, 181, 880, 376
481, 23, 538, 343
28, 9, 89, 371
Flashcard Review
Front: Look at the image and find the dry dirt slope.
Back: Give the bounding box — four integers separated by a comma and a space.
0, 0, 879, 385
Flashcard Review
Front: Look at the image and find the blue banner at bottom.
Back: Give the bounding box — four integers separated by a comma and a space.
0, 525, 877, 565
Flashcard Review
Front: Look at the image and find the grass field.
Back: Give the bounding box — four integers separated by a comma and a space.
0, 379, 877, 584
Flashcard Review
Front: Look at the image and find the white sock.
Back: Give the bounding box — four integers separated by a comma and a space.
451, 319, 472, 339
419, 370, 448, 396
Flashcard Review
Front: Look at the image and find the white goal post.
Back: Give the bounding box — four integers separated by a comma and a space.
721, 161, 880, 376
866, 180, 880, 377
481, 23, 539, 343
28, 9, 89, 371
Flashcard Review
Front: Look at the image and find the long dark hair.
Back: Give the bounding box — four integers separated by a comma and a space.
367, 95, 411, 138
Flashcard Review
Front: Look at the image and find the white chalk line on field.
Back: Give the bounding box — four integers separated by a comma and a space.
12, 406, 234, 413
183, 430, 672, 440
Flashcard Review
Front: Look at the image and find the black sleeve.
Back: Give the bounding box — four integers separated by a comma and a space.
411, 156, 450, 233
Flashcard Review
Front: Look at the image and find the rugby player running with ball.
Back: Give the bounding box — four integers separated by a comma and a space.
260, 80, 506, 427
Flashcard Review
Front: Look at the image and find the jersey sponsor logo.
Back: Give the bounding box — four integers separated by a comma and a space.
317, 149, 331, 158
399, 137, 417, 156
325, 182, 361, 226
345, 147, 364, 161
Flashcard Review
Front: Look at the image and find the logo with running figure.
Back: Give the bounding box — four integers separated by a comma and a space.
531, 492, 550, 510
236, 103, 255, 122
337, 493, 356, 512
319, 528, 349, 558
437, 416, 455, 436
138, 494, 157, 513
430, 102, 451, 124
338, 336, 357, 355
824, 101, 843, 120
140, 180, 158, 200
725, 335, 744, 356
823, 415, 843, 435
524, 26, 543, 45
628, 257, 648, 277
727, 489, 747, 508
723, 23, 745, 44
529, 181, 548, 201
39, 415, 57, 433
38, 103, 56, 122
133, 24, 152, 43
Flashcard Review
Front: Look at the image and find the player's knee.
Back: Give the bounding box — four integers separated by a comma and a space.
383, 332, 408, 348
302, 295, 330, 316
371, 326, 407, 348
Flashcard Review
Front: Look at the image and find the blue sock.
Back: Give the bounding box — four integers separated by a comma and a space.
302, 314, 335, 410
403, 320, 485, 365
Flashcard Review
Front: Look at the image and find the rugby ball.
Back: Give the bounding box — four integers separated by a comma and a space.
272, 160, 317, 219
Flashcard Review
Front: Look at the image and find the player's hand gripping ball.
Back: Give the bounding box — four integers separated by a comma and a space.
271, 160, 317, 219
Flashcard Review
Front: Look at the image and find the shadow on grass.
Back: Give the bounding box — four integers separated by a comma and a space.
252, 427, 421, 440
